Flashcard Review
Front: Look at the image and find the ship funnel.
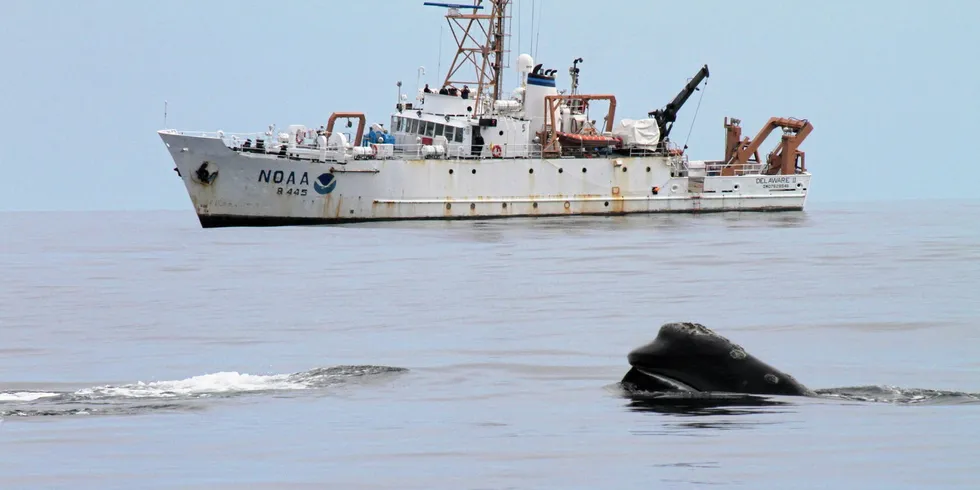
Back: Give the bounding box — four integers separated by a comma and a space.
524, 62, 558, 138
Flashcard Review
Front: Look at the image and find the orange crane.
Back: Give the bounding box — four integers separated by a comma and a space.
721, 117, 812, 176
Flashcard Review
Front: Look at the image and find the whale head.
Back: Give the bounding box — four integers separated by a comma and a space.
622, 322, 814, 397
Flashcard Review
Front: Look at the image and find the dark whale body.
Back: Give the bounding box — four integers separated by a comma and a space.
621, 322, 815, 397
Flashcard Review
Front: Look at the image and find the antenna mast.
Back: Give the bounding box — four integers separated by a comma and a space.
426, 1, 511, 115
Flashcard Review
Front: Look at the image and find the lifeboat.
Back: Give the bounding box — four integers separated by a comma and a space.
556, 131, 622, 148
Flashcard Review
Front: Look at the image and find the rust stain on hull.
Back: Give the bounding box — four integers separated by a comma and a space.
611, 197, 626, 214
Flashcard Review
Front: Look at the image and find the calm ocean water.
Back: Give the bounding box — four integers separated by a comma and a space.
2, 198, 979, 489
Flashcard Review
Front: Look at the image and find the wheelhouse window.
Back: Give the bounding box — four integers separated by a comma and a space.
394, 117, 465, 143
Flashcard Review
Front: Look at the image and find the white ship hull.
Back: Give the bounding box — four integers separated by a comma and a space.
156, 3, 815, 228
159, 131, 809, 228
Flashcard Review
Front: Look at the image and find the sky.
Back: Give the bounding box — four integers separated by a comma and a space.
0, 0, 977, 212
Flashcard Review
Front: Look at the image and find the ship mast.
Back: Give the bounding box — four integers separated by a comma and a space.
427, 1, 510, 116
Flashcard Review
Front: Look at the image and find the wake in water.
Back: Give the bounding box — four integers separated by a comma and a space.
814, 385, 980, 405
0, 365, 407, 418
617, 384, 980, 416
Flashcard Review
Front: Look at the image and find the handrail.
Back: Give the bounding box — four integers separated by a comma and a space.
704, 163, 762, 176
698, 162, 803, 176
163, 130, 270, 140
163, 130, 749, 169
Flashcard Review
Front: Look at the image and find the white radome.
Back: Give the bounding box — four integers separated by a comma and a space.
517, 53, 534, 74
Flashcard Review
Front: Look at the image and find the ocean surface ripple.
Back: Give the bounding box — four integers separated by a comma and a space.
2, 200, 979, 489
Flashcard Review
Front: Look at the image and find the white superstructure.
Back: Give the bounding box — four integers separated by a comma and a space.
158, 1, 813, 228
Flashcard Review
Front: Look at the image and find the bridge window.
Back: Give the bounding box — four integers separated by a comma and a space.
393, 118, 465, 142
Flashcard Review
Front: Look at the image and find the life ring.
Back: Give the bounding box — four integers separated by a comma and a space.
491, 145, 502, 158
295, 130, 305, 144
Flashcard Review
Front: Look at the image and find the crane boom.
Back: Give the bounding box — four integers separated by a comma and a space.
648, 64, 710, 146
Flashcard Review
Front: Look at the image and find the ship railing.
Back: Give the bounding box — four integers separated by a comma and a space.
700, 160, 807, 176
165, 129, 362, 153
701, 161, 766, 176
164, 129, 272, 141
164, 129, 279, 148
608, 144, 690, 162
386, 143, 545, 160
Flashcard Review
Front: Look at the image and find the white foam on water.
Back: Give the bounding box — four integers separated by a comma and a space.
0, 366, 403, 407
74, 371, 308, 399
0, 392, 60, 402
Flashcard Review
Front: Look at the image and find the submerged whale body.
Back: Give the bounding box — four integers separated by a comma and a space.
621, 322, 815, 397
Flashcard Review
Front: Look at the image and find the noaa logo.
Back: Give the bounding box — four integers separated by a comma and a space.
313, 173, 336, 195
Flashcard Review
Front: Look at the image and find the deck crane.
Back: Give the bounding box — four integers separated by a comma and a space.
648, 64, 710, 152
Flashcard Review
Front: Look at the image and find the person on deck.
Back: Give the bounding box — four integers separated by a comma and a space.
460, 85, 470, 99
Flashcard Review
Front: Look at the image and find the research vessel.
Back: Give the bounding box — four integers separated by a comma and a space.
158, 1, 813, 228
